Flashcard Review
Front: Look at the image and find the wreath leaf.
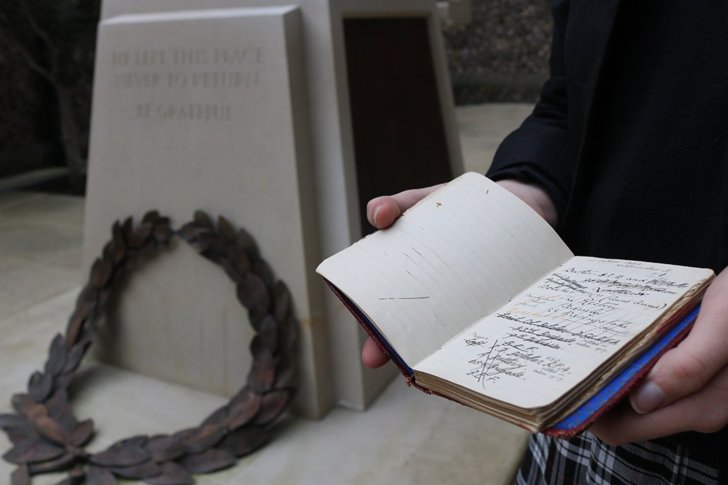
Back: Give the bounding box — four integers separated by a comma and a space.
69, 420, 94, 448
11, 465, 30, 485
109, 460, 161, 480
217, 426, 269, 457
146, 436, 186, 463
27, 372, 53, 403
90, 442, 150, 468
227, 390, 262, 430
145, 462, 193, 485
1, 212, 298, 483
3, 440, 65, 465
27, 453, 76, 474
86, 465, 117, 485
44, 335, 67, 376
178, 449, 235, 474
253, 390, 291, 426
0, 414, 27, 431
33, 416, 68, 446
174, 425, 225, 454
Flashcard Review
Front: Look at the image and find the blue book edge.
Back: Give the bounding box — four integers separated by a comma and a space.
549, 305, 700, 432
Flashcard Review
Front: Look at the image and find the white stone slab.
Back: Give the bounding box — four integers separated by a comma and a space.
97, 0, 464, 414
84, 6, 330, 418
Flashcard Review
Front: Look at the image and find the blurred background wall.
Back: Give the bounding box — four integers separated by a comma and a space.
0, 0, 551, 191
0, 0, 99, 191
442, 0, 550, 104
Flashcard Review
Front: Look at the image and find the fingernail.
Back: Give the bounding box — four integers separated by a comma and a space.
373, 206, 381, 226
630, 380, 666, 414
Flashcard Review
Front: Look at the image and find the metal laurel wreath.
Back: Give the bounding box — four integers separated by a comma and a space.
0, 211, 298, 485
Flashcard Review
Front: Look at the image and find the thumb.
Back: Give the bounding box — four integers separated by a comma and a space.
366, 185, 444, 230
630, 324, 726, 414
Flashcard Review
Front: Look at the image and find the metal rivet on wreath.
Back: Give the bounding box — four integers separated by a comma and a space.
0, 211, 299, 485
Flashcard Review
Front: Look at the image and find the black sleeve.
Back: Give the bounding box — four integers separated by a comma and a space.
486, 0, 575, 219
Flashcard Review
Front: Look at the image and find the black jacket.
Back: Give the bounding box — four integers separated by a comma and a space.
487, 0, 727, 468
488, 0, 620, 219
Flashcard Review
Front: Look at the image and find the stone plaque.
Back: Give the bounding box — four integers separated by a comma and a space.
83, 6, 329, 417
93, 0, 463, 416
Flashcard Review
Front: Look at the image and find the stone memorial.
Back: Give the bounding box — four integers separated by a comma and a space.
84, 6, 329, 418
86, 0, 463, 418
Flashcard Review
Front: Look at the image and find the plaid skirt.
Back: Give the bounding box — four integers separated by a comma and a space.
515, 432, 720, 485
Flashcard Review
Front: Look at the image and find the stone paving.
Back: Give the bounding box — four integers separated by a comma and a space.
0, 103, 533, 485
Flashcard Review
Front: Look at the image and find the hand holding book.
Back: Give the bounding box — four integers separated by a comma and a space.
319, 173, 715, 436
362, 176, 728, 443
589, 268, 728, 444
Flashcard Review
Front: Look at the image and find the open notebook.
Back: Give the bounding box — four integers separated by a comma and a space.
317, 173, 713, 435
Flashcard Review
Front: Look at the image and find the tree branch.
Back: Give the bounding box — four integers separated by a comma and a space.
13, 41, 54, 82
20, 1, 60, 77
0, 13, 54, 82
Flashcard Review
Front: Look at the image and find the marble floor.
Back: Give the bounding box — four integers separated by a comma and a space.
0, 103, 533, 485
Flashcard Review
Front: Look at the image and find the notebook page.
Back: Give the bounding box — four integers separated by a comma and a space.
316, 172, 573, 367
414, 257, 714, 409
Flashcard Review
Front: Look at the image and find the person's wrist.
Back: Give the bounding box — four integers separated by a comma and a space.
496, 179, 558, 226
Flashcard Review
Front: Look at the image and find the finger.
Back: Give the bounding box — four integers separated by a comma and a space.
361, 336, 390, 368
630, 293, 728, 414
366, 185, 444, 230
591, 365, 728, 444
366, 196, 401, 230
